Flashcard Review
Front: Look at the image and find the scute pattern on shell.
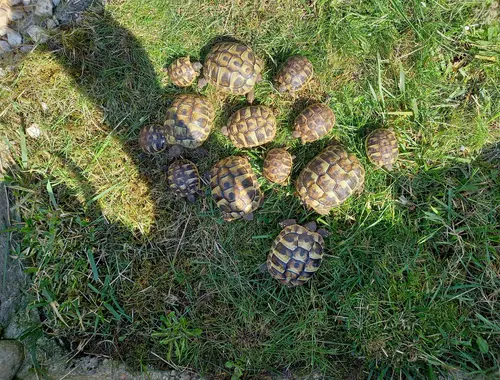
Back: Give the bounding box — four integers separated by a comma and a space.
164, 94, 215, 149
296, 144, 365, 215
138, 125, 166, 154
294, 103, 336, 144
168, 159, 201, 199
275, 55, 313, 94
168, 57, 199, 87
225, 106, 276, 148
263, 148, 293, 185
267, 224, 324, 286
203, 42, 263, 95
366, 128, 399, 170
210, 156, 263, 221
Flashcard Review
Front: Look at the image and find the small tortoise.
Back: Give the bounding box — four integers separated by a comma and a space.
166, 57, 202, 87
263, 148, 294, 185
293, 103, 336, 144
199, 42, 264, 103
365, 128, 399, 171
210, 156, 263, 221
275, 55, 313, 96
164, 94, 215, 155
296, 144, 365, 215
265, 220, 328, 287
167, 159, 201, 202
221, 106, 276, 148
138, 125, 166, 154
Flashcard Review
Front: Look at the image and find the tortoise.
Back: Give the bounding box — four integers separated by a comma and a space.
221, 106, 276, 148
365, 128, 399, 171
263, 148, 294, 185
138, 125, 166, 154
293, 103, 336, 144
165, 57, 202, 87
198, 42, 264, 103
164, 94, 215, 156
296, 143, 365, 215
275, 55, 313, 96
167, 159, 201, 202
210, 156, 263, 221
265, 220, 328, 286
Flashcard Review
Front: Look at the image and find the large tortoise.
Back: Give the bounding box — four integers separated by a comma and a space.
221, 106, 276, 148
265, 220, 328, 286
210, 156, 262, 221
198, 42, 264, 103
164, 94, 215, 156
296, 144, 365, 215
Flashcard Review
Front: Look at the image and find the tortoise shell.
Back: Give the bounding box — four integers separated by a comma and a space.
164, 94, 215, 149
167, 57, 202, 87
275, 55, 313, 95
293, 103, 336, 144
138, 125, 166, 154
210, 156, 263, 221
296, 144, 365, 215
266, 224, 324, 286
263, 148, 293, 185
202, 42, 263, 95
366, 128, 398, 171
222, 106, 276, 148
167, 159, 201, 202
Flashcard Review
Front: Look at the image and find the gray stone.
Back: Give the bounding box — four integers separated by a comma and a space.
45, 18, 57, 29
9, 9, 25, 21
53, 0, 61, 6
22, 0, 31, 5
34, 0, 53, 17
10, 0, 22, 6
55, 0, 99, 25
6, 29, 21, 47
0, 340, 24, 380
26, 24, 48, 43
0, 40, 11, 54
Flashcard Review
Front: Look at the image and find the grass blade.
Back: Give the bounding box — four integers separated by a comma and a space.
86, 249, 99, 281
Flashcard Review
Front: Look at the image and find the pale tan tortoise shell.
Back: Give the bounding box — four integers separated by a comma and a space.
164, 94, 215, 149
203, 42, 264, 95
223, 106, 276, 148
138, 125, 166, 154
267, 224, 324, 286
365, 128, 399, 171
167, 159, 201, 201
263, 148, 293, 185
293, 103, 336, 144
296, 144, 365, 215
210, 156, 263, 221
167, 57, 201, 87
275, 55, 313, 95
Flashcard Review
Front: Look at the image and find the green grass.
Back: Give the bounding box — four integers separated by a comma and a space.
1, 0, 499, 378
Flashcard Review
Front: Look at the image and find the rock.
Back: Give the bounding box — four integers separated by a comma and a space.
0, 340, 24, 380
26, 124, 41, 138
35, 0, 53, 17
0, 40, 11, 54
9, 9, 25, 21
26, 24, 48, 43
22, 0, 31, 5
6, 29, 22, 46
19, 44, 34, 52
53, 0, 61, 6
45, 18, 57, 29
10, 0, 22, 6
55, 0, 99, 25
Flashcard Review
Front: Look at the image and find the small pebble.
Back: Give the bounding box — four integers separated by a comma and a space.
0, 40, 12, 54
26, 123, 41, 139
7, 30, 22, 46
34, 0, 53, 17
10, 9, 26, 21
41, 102, 49, 112
22, 0, 31, 5
26, 24, 48, 43
45, 18, 56, 29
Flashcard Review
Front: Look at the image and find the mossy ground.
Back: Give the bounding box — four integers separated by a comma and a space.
1, 0, 499, 378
